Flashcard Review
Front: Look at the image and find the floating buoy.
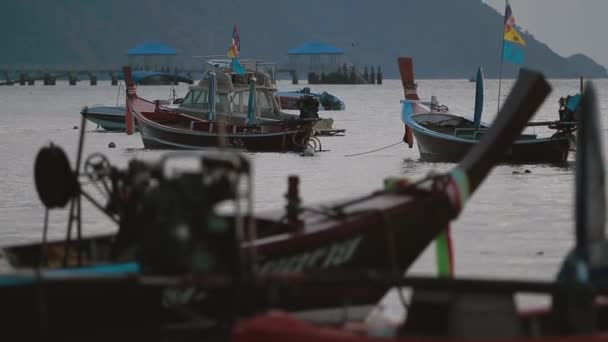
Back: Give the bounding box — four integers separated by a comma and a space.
73, 126, 78, 130
524, 169, 532, 174
512, 171, 520, 175
300, 146, 315, 157
536, 251, 544, 255
108, 142, 116, 148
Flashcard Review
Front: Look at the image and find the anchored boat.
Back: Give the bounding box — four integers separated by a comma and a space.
123, 65, 319, 153
80, 105, 128, 131
399, 57, 577, 163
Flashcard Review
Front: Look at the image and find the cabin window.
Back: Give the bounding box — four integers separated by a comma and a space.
230, 90, 275, 116
231, 90, 251, 114
256, 91, 275, 116
216, 94, 229, 113
182, 89, 210, 109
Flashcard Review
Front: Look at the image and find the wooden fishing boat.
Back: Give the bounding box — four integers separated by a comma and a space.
399, 57, 577, 163
232, 81, 608, 342
123, 66, 318, 152
0, 69, 551, 338
175, 58, 344, 136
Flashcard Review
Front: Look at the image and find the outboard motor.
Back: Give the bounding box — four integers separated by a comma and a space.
84, 152, 253, 276
297, 94, 320, 119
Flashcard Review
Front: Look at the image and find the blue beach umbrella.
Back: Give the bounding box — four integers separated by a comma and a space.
246, 77, 257, 126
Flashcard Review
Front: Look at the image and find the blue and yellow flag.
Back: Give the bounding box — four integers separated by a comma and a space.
502, 1, 525, 65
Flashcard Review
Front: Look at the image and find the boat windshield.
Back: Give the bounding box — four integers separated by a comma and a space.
181, 89, 229, 113
231, 89, 276, 116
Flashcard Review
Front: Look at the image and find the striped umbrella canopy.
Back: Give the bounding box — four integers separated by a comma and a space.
246, 77, 257, 126
207, 72, 217, 120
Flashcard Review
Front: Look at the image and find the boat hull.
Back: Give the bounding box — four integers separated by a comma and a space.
413, 129, 572, 163
136, 114, 314, 152
81, 106, 128, 131
1, 187, 456, 323
402, 110, 573, 164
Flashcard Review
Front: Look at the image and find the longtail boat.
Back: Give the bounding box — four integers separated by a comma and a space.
175, 58, 343, 136
233, 81, 608, 341
123, 65, 319, 152
0, 68, 552, 339
399, 57, 577, 163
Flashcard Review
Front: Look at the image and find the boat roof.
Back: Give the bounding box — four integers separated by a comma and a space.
190, 56, 277, 92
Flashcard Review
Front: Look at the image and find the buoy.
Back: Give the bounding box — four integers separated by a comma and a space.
108, 142, 116, 148
512, 171, 520, 175
73, 126, 78, 130
524, 169, 532, 174
300, 146, 315, 157
536, 251, 544, 255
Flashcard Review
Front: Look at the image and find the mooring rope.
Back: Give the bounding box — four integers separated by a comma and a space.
345, 140, 403, 157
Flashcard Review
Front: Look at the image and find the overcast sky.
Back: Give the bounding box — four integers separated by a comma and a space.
482, 0, 608, 68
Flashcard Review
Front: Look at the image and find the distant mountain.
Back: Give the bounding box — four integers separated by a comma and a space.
0, 0, 605, 78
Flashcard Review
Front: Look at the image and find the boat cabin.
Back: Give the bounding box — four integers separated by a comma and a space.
177, 65, 285, 122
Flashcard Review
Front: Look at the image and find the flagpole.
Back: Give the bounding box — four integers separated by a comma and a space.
496, 0, 507, 114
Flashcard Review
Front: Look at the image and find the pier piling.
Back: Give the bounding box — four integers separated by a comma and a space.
69, 74, 78, 86
370, 66, 376, 85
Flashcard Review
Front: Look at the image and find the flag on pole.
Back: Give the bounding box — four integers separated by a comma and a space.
227, 24, 246, 75
231, 58, 246, 75
502, 1, 525, 65
227, 24, 240, 58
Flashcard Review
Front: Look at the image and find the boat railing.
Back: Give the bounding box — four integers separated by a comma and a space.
193, 55, 277, 82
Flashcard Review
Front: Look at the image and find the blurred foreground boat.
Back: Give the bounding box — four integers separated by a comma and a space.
232, 81, 608, 342
0, 68, 552, 339
399, 57, 577, 163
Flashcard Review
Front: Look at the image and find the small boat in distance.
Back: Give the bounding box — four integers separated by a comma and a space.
130, 70, 193, 85
275, 87, 345, 111
80, 105, 127, 131
399, 57, 577, 163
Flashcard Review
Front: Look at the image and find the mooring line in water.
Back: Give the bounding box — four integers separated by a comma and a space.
345, 141, 403, 157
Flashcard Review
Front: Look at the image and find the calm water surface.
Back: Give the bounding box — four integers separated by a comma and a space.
1, 78, 607, 314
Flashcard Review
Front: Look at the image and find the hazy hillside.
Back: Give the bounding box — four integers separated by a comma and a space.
1, 0, 605, 78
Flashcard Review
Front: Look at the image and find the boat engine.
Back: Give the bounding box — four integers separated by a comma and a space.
34, 144, 253, 276
103, 153, 252, 275
297, 94, 320, 119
